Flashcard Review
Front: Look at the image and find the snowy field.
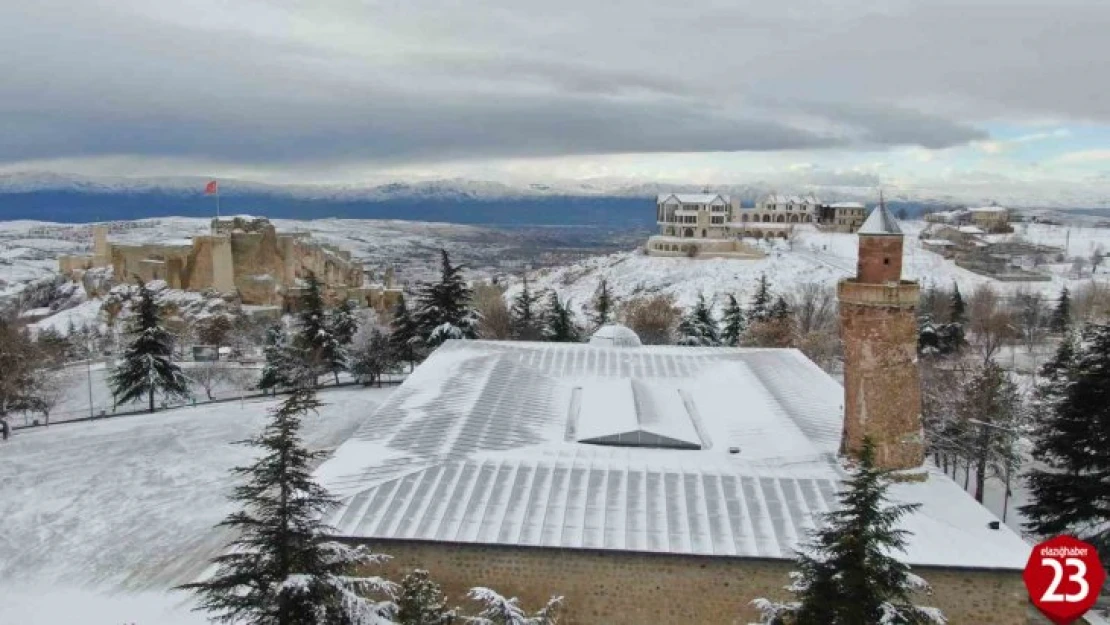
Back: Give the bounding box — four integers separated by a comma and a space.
0, 386, 394, 624
516, 221, 1110, 316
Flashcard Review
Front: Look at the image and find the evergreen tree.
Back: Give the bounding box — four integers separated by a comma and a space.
720, 294, 746, 347
258, 324, 296, 395
326, 299, 359, 385
1049, 286, 1071, 333
395, 570, 457, 625
350, 327, 394, 388
749, 274, 772, 323
1022, 323, 1110, 565
414, 250, 480, 350
510, 276, 543, 341
0, 317, 42, 417
109, 281, 190, 413
297, 272, 341, 385
770, 295, 790, 321
949, 283, 966, 324
589, 279, 614, 330
179, 371, 395, 625
467, 587, 562, 625
389, 296, 421, 372
676, 294, 720, 346
752, 439, 945, 625
542, 292, 581, 343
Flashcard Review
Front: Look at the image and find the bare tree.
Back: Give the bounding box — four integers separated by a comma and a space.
1013, 289, 1045, 356
30, 368, 70, 425
1071, 256, 1088, 279
473, 282, 513, 340
619, 294, 682, 345
789, 282, 837, 335
968, 283, 1015, 362
1072, 279, 1110, 324
1090, 244, 1105, 275
788, 283, 840, 372
192, 360, 230, 400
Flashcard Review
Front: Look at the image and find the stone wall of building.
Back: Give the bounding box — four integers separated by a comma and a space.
838, 280, 924, 470
361, 539, 1027, 624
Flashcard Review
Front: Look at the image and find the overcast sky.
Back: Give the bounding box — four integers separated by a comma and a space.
2, 0, 1109, 191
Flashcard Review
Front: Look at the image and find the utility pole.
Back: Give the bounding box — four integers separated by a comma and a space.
86, 337, 95, 418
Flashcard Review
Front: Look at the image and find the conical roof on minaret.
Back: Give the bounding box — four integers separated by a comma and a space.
857, 203, 903, 235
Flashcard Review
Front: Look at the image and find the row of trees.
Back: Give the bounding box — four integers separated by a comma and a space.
182, 291, 563, 625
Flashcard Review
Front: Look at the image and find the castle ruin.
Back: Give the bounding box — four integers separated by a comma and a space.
59, 216, 402, 311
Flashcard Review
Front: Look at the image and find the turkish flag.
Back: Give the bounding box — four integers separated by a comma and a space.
204, 180, 218, 195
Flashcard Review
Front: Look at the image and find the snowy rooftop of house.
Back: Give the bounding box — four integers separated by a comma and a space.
959, 225, 986, 234
968, 206, 1008, 213
657, 193, 729, 204
858, 205, 903, 235
761, 194, 821, 205
315, 340, 1030, 570
828, 201, 866, 208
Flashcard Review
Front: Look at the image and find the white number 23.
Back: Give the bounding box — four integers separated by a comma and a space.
1040, 558, 1089, 603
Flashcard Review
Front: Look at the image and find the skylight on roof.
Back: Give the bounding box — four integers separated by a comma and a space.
571, 379, 703, 450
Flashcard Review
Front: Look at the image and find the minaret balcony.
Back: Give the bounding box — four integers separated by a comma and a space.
837, 279, 919, 308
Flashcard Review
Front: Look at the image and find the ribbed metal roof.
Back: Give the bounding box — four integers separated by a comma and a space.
315, 340, 1031, 569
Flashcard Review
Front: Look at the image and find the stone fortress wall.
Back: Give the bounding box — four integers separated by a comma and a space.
60, 216, 402, 311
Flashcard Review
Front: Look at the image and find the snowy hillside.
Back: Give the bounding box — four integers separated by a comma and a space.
516, 221, 1110, 316
0, 386, 394, 624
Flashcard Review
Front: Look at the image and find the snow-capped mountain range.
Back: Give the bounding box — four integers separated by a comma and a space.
1, 171, 1106, 210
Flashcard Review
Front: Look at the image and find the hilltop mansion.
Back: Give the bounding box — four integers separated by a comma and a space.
647, 193, 868, 258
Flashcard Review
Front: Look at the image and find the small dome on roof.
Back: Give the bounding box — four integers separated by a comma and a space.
589, 324, 642, 348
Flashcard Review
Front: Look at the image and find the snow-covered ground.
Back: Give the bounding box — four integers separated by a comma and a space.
0, 385, 393, 624
517, 221, 1110, 316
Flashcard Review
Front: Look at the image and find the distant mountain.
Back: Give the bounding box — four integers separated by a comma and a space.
1, 171, 1104, 225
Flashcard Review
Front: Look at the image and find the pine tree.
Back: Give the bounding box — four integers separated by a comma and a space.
414, 250, 480, 350
109, 281, 190, 413
589, 279, 613, 330
720, 294, 746, 347
542, 292, 581, 343
752, 439, 945, 625
179, 370, 395, 625
510, 276, 542, 341
351, 327, 393, 388
258, 324, 296, 395
1022, 323, 1110, 565
297, 272, 340, 385
467, 587, 562, 625
326, 299, 359, 384
389, 296, 421, 372
749, 274, 772, 323
676, 294, 720, 346
950, 283, 966, 324
770, 295, 790, 321
396, 570, 457, 625
1049, 286, 1071, 333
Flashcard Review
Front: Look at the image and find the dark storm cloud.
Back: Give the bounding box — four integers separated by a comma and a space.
0, 0, 1105, 169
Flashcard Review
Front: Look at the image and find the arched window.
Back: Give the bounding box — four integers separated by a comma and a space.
741, 213, 749, 222
776, 215, 785, 223
762, 214, 771, 223
683, 227, 694, 237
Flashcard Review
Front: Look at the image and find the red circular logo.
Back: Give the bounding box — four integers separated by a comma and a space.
1024, 535, 1106, 625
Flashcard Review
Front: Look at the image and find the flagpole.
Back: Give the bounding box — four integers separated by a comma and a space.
216, 186, 221, 219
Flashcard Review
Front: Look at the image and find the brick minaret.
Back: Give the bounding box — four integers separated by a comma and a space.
837, 201, 924, 470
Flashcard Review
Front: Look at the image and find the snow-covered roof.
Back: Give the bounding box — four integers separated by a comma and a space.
588, 324, 642, 348
858, 205, 903, 235
921, 239, 955, 246
656, 193, 730, 205
761, 194, 821, 205
958, 225, 986, 234
968, 206, 1008, 213
828, 202, 865, 208
315, 341, 1030, 569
